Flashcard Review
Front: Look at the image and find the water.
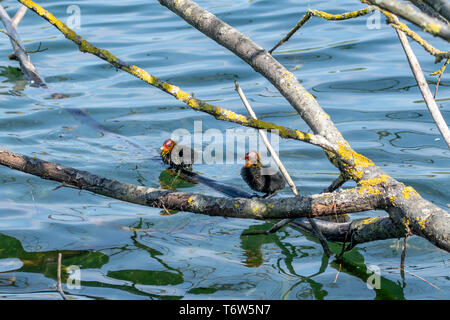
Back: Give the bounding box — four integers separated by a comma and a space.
0, 0, 448, 300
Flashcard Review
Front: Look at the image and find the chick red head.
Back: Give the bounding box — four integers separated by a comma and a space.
243, 151, 261, 167
161, 139, 176, 153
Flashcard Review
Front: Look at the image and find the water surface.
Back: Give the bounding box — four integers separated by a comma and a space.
0, 0, 449, 299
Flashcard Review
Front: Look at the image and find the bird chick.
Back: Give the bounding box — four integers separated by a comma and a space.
160, 139, 197, 170
240, 151, 285, 198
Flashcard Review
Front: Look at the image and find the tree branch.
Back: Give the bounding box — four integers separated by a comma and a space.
14, 0, 450, 252
415, 0, 450, 22
0, 146, 383, 220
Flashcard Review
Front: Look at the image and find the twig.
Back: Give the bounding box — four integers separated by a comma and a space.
324, 174, 348, 193
12, 5, 27, 27
400, 235, 407, 280
57, 253, 67, 300
234, 81, 299, 196
380, 9, 450, 63
431, 58, 450, 98
269, 7, 372, 54
393, 14, 450, 148
334, 262, 342, 283
26, 42, 48, 54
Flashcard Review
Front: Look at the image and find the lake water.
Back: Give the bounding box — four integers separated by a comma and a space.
0, 0, 448, 300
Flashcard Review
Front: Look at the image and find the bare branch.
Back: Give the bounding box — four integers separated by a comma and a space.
12, 5, 27, 28
292, 216, 406, 246
0, 146, 382, 220
392, 14, 450, 148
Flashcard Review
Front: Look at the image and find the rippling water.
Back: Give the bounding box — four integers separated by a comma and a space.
0, 0, 448, 299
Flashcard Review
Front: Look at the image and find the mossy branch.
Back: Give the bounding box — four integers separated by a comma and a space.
269, 7, 373, 54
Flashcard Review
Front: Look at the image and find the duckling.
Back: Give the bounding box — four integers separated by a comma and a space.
160, 139, 197, 170
240, 151, 285, 198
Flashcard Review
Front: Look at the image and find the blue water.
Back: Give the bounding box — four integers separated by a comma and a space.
0, 0, 448, 299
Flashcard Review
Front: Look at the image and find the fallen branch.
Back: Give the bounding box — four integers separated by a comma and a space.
0, 146, 383, 220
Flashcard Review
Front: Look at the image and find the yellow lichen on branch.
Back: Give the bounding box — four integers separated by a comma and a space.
17, 0, 339, 152
336, 142, 375, 180
402, 186, 419, 200
308, 7, 371, 20
269, 7, 371, 54
362, 217, 378, 225
357, 174, 390, 195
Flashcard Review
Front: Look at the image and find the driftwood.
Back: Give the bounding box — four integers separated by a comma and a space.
0, 0, 448, 254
